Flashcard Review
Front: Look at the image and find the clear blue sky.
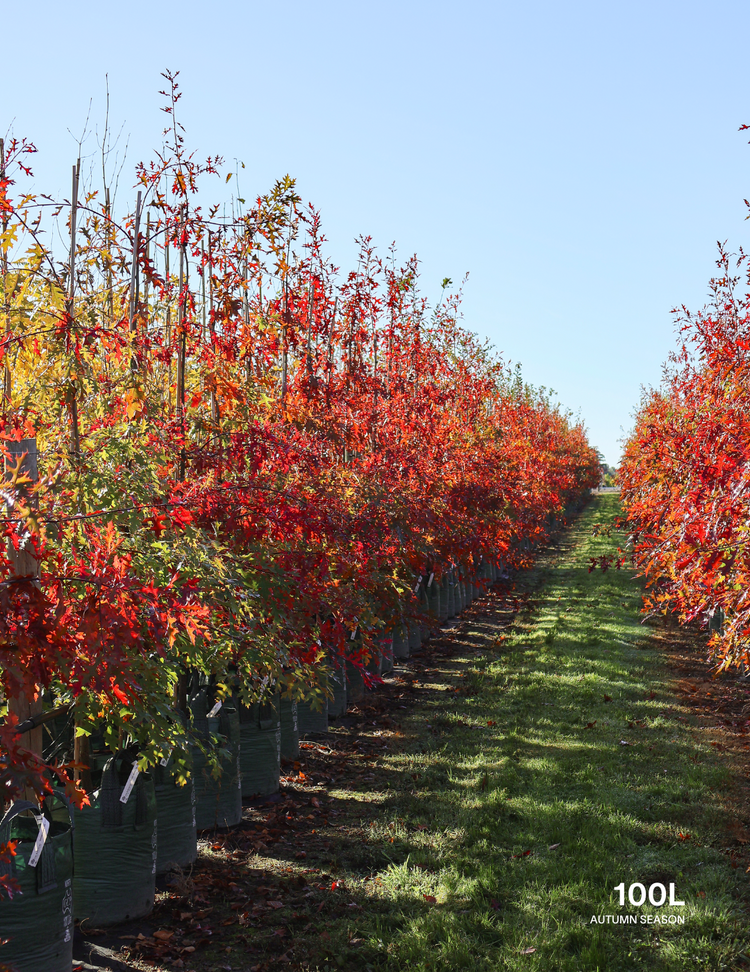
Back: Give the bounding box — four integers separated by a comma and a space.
5, 0, 750, 464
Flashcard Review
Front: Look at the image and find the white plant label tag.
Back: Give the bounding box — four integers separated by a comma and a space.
27, 815, 50, 868
159, 746, 172, 768
428, 572, 434, 587
120, 761, 140, 804
414, 580, 421, 593
207, 701, 222, 718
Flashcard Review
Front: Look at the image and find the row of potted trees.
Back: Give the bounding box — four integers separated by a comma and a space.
0, 75, 599, 971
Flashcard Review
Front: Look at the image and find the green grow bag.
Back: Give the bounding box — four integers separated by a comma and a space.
464, 572, 474, 605
328, 655, 347, 718
346, 659, 365, 702
240, 695, 281, 798
280, 697, 300, 760
446, 573, 457, 617
418, 586, 431, 640
427, 579, 440, 620
297, 695, 328, 734
380, 636, 394, 675
191, 696, 243, 830
364, 646, 382, 679
154, 760, 197, 874
437, 580, 449, 622
393, 623, 410, 660
0, 799, 74, 972
73, 755, 157, 926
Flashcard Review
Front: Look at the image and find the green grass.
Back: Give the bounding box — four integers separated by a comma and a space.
305, 494, 750, 971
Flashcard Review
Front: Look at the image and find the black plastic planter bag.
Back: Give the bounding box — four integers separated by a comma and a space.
73, 755, 157, 926
154, 760, 197, 874
280, 697, 300, 760
191, 695, 243, 830
328, 654, 347, 718
240, 695, 281, 798
0, 799, 74, 972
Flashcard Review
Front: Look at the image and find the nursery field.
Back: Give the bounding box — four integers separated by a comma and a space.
76, 494, 750, 972
6, 79, 750, 972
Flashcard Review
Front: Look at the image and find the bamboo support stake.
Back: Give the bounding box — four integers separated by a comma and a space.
243, 252, 252, 386
128, 190, 143, 373
325, 297, 336, 409
165, 236, 171, 407
67, 161, 80, 458
1, 139, 11, 414
143, 213, 151, 334
280, 207, 292, 407
280, 279, 288, 405
372, 309, 378, 453
200, 240, 206, 342
208, 231, 219, 425
105, 187, 113, 325
176, 209, 187, 480
5, 439, 44, 790
306, 283, 313, 379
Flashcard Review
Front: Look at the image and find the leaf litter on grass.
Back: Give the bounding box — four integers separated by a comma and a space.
85, 494, 750, 972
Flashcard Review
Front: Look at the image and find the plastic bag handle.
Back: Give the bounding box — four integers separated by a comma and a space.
0, 799, 41, 839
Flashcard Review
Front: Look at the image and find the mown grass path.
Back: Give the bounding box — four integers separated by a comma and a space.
306, 493, 750, 971
113, 494, 750, 972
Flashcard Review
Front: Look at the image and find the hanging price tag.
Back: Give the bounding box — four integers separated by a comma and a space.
428, 572, 434, 588
350, 627, 357, 641
414, 579, 421, 594
207, 700, 223, 718
159, 747, 172, 768
120, 761, 140, 804
27, 815, 50, 868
